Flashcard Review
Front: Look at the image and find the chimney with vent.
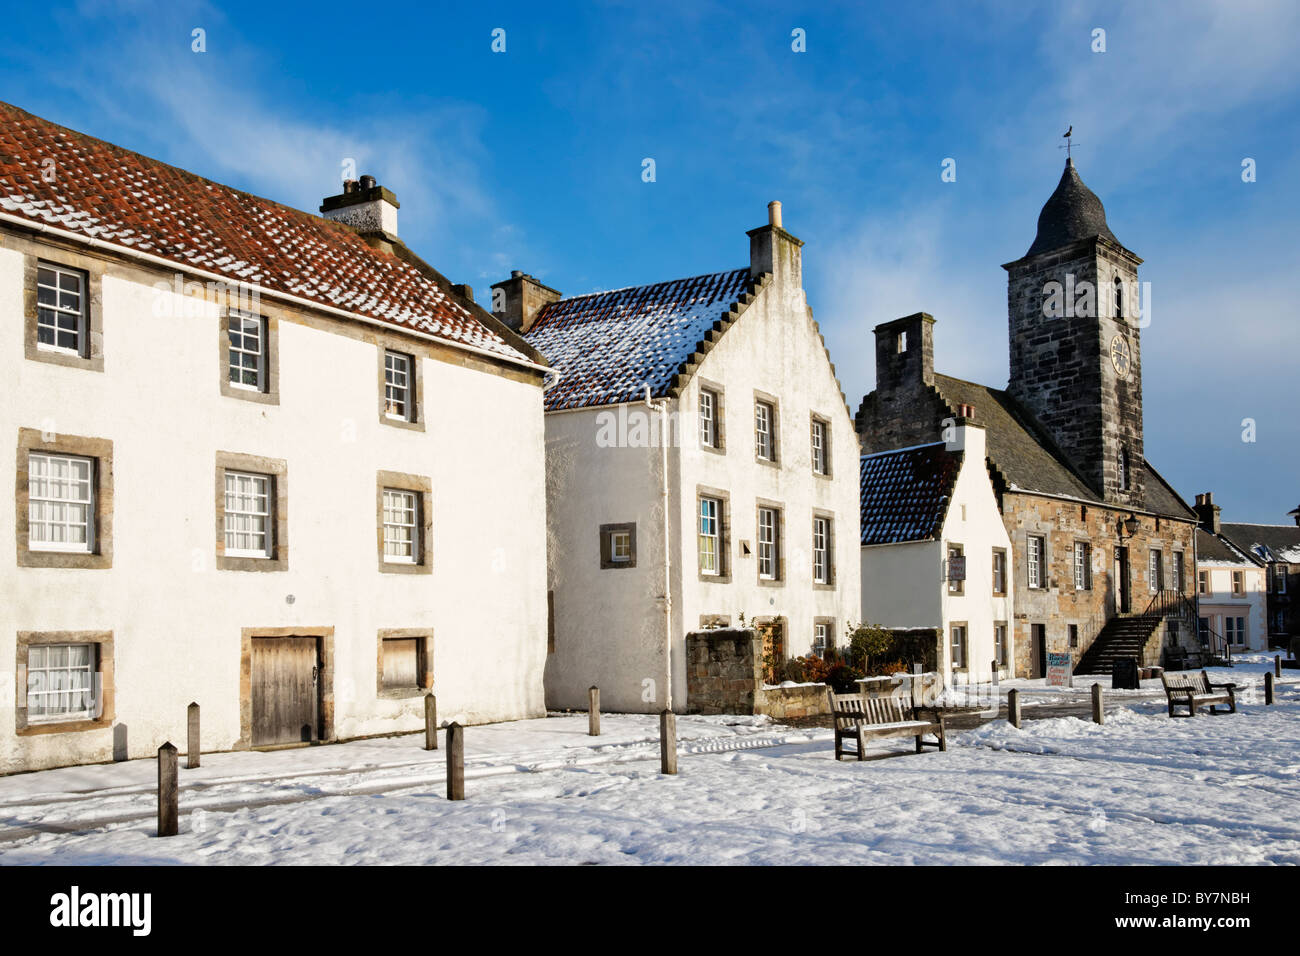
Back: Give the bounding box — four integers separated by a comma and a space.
748, 200, 804, 291
321, 175, 400, 241
1194, 492, 1221, 534
490, 271, 562, 334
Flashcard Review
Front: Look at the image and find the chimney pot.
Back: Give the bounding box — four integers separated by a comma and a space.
359, 174, 376, 190
768, 200, 782, 229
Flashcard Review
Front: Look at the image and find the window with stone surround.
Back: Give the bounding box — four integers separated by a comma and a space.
1231, 570, 1245, 596
1273, 564, 1287, 594
757, 506, 782, 581
599, 522, 637, 569
17, 429, 113, 570
810, 416, 830, 476
992, 548, 1007, 595
994, 623, 1007, 666
376, 471, 432, 574
755, 399, 777, 462
1149, 549, 1163, 592
1198, 569, 1209, 595
215, 451, 288, 572
15, 630, 115, 734
812, 514, 832, 585
220, 309, 279, 404
950, 623, 967, 669
1073, 541, 1092, 590
24, 251, 104, 372
1027, 536, 1045, 589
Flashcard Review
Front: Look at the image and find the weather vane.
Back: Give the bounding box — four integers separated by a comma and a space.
1058, 125, 1078, 159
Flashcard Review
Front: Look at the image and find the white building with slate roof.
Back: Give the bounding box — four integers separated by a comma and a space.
494, 203, 862, 713
859, 422, 1015, 687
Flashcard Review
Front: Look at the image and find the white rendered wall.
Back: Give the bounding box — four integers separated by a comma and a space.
1198, 565, 1268, 652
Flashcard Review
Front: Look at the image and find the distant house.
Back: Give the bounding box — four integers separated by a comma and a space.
1208, 497, 1300, 647
0, 103, 551, 773
1192, 495, 1267, 654
497, 203, 862, 713
859, 421, 1014, 686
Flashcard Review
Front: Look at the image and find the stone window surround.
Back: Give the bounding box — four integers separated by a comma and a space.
237, 626, 334, 749
1026, 534, 1047, 590
946, 541, 964, 595
812, 508, 836, 590
376, 628, 434, 700
994, 620, 1008, 667
810, 413, 832, 478
949, 621, 968, 670
376, 470, 433, 574
1073, 539, 1093, 591
377, 341, 425, 432
16, 428, 114, 570
696, 485, 732, 583
753, 390, 780, 466
756, 497, 785, 587
697, 379, 726, 454
14, 630, 115, 735
23, 249, 105, 372
812, 616, 836, 657
219, 308, 281, 405
215, 450, 289, 572
992, 547, 1008, 596
599, 521, 638, 569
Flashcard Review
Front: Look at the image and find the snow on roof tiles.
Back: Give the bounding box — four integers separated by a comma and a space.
524, 268, 754, 411
0, 101, 528, 364
860, 442, 962, 545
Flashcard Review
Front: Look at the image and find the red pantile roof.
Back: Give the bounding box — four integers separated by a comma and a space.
0, 101, 531, 365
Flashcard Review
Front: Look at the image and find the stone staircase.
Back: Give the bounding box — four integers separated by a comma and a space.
1073, 615, 1163, 676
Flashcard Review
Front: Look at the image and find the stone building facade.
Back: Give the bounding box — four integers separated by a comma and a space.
857, 160, 1198, 678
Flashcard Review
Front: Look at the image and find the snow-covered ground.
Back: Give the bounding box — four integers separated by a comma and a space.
1, 656, 1295, 865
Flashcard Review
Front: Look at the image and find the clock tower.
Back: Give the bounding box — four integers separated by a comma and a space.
1003, 158, 1145, 507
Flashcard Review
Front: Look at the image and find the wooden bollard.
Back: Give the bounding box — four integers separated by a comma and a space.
1008, 688, 1021, 728
424, 693, 438, 751
1091, 682, 1104, 725
446, 722, 464, 801
186, 702, 200, 769
588, 686, 600, 737
157, 742, 178, 837
660, 710, 677, 775
1265, 672, 1275, 706
1276, 655, 1282, 678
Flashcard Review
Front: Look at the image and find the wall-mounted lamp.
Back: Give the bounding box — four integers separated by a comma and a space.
1119, 514, 1140, 538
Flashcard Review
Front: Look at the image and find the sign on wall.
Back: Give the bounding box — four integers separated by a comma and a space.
948, 555, 966, 581
1046, 652, 1073, 687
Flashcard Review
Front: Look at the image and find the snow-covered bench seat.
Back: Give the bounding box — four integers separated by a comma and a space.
1160, 669, 1237, 718
825, 689, 946, 761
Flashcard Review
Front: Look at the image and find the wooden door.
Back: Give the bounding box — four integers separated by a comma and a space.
251, 636, 319, 747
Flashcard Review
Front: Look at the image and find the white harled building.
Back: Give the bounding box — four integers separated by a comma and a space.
0, 102, 551, 773
496, 203, 862, 713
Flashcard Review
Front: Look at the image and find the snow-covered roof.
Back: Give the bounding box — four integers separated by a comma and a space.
860, 442, 962, 545
523, 268, 755, 411
0, 100, 530, 364
1221, 522, 1300, 565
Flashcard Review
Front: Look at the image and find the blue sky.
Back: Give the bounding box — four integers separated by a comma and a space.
2, 1, 1297, 522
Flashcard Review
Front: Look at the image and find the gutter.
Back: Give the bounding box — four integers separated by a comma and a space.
0, 210, 553, 379
644, 384, 674, 712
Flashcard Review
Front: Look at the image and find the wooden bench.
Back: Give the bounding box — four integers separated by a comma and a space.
1160, 669, 1237, 718
825, 688, 946, 760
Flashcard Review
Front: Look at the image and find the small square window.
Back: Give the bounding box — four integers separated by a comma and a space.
600, 523, 637, 569
377, 630, 432, 699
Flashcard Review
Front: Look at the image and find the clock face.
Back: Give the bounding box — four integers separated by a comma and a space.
1110, 335, 1132, 378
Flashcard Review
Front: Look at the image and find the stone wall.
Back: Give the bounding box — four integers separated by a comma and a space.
685, 628, 830, 718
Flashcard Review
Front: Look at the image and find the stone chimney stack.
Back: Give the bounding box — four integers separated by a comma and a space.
873, 312, 936, 397
490, 271, 562, 334
1194, 492, 1222, 534
747, 200, 803, 290
321, 175, 400, 241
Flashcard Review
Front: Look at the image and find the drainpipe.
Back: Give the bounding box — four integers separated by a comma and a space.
645, 384, 673, 711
